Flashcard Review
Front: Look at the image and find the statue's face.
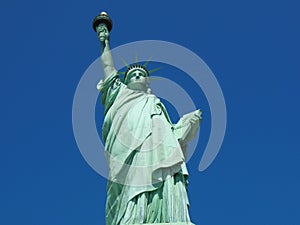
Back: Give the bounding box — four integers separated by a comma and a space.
126, 68, 149, 92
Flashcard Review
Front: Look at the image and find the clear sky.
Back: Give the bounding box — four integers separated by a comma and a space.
1, 0, 299, 225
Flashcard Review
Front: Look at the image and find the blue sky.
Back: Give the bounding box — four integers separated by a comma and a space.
1, 0, 299, 225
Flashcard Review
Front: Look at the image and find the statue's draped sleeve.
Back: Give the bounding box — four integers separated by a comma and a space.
97, 72, 125, 114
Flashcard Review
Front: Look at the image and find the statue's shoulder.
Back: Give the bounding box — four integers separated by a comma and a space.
97, 73, 125, 93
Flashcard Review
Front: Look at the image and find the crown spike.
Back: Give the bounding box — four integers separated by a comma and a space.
148, 67, 161, 74
149, 77, 163, 81
119, 57, 130, 69
143, 56, 152, 67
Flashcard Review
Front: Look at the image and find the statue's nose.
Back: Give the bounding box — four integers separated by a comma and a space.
135, 75, 140, 79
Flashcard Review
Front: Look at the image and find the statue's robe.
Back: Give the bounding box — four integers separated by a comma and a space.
97, 74, 193, 225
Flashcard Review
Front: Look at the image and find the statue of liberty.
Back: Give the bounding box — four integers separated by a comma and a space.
93, 12, 201, 225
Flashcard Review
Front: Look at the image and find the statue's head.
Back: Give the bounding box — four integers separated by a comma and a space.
124, 64, 150, 92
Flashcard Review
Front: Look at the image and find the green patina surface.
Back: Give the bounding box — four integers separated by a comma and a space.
94, 12, 200, 225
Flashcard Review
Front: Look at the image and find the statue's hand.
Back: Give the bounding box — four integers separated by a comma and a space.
174, 109, 202, 144
189, 110, 202, 136
96, 23, 110, 44
190, 111, 201, 127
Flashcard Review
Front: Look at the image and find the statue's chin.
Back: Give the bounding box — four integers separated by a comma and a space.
127, 83, 147, 92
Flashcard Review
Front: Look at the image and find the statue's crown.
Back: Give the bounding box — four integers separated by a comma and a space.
124, 64, 149, 84
125, 64, 149, 78
119, 57, 160, 84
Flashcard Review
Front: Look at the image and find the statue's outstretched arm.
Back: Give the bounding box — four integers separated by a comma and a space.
174, 109, 202, 143
96, 23, 117, 80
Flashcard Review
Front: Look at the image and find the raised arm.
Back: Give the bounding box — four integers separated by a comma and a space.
96, 23, 117, 80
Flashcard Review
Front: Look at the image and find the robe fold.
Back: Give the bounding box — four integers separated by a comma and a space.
97, 74, 193, 225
